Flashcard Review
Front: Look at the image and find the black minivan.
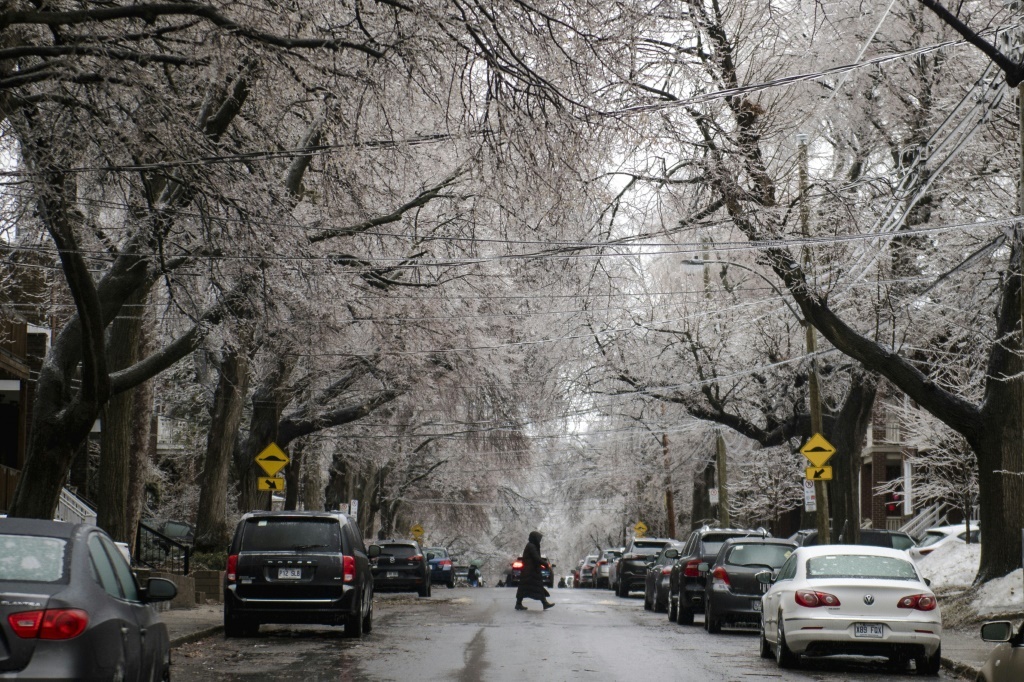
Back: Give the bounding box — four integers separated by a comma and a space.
223, 511, 379, 638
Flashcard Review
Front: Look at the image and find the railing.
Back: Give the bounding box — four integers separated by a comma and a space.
899, 502, 948, 539
56, 488, 97, 525
135, 521, 191, 575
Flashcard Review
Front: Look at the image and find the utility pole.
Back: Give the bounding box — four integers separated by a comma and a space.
716, 430, 729, 527
798, 132, 830, 544
662, 430, 677, 538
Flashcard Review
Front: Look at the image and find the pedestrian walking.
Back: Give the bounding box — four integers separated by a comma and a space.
515, 530, 554, 611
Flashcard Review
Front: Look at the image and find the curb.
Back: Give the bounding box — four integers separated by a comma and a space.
941, 656, 979, 680
170, 625, 223, 648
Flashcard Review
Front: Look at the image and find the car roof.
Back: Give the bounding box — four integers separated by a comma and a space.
0, 517, 78, 538
925, 523, 980, 534
796, 544, 916, 560
720, 536, 795, 547
240, 510, 353, 522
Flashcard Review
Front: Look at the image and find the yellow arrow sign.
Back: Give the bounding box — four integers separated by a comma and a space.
805, 466, 833, 481
258, 476, 284, 491
255, 443, 290, 476
634, 521, 648, 538
800, 433, 836, 468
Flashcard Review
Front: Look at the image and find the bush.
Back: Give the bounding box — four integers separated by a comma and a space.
190, 550, 228, 571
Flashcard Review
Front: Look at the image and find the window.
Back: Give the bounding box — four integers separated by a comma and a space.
380, 544, 419, 559
726, 544, 794, 569
99, 534, 139, 601
776, 555, 797, 581
806, 554, 919, 581
89, 535, 124, 599
241, 519, 342, 552
0, 535, 67, 583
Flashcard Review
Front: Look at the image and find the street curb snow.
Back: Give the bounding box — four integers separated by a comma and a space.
170, 625, 223, 648
941, 656, 979, 680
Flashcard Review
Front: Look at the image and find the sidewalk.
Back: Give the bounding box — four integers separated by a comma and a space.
155, 603, 1000, 677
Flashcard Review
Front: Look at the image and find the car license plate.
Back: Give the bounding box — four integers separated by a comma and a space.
387, 571, 399, 578
278, 568, 302, 579
752, 599, 762, 612
854, 623, 884, 638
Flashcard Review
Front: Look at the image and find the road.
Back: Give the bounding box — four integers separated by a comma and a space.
172, 587, 964, 681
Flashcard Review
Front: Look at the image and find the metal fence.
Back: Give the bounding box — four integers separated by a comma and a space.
135, 521, 191, 575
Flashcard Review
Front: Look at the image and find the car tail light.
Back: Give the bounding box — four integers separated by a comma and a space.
408, 555, 424, 562
597, 560, 607, 566
917, 549, 934, 556
440, 559, 452, 567
343, 555, 356, 582
711, 566, 731, 587
8, 609, 88, 640
683, 559, 701, 578
512, 561, 524, 570
897, 594, 937, 611
226, 554, 238, 583
661, 566, 673, 576
795, 590, 840, 608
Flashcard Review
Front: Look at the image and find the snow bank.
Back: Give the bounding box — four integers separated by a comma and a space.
916, 539, 980, 590
973, 568, 1024, 617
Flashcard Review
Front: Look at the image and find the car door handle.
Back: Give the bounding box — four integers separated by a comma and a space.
121, 626, 129, 638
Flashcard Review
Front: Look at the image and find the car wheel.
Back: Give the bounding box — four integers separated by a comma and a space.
419, 580, 430, 598
345, 590, 365, 638
668, 596, 677, 622
362, 594, 374, 634
677, 598, 694, 625
447, 579, 455, 589
654, 592, 667, 614
915, 646, 941, 676
759, 618, 772, 659
705, 600, 721, 634
775, 617, 799, 668
643, 588, 652, 610
617, 580, 629, 598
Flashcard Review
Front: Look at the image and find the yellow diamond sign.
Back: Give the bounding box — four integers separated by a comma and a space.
800, 433, 836, 468
634, 521, 648, 538
255, 443, 290, 477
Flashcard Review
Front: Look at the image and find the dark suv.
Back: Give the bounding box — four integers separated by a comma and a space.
616, 537, 673, 597
371, 540, 431, 597
223, 511, 378, 638
669, 526, 766, 624
505, 556, 554, 588
790, 528, 916, 551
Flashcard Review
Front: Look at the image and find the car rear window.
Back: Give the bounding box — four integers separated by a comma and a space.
917, 532, 945, 548
726, 544, 793, 569
241, 518, 341, 552
424, 547, 447, 558
0, 535, 68, 583
806, 554, 919, 581
632, 541, 666, 555
381, 545, 419, 558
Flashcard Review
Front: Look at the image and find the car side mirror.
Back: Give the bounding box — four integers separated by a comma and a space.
981, 621, 1015, 643
368, 544, 381, 558
426, 553, 435, 561
755, 570, 774, 585
451, 557, 458, 563
664, 549, 679, 559
923, 577, 931, 587
145, 577, 178, 602
697, 562, 709, 573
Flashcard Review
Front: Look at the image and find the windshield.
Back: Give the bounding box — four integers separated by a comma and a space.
806, 554, 920, 581
380, 545, 419, 558
917, 532, 946, 548
725, 544, 793, 569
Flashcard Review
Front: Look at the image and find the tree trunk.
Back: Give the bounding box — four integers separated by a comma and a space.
284, 439, 304, 510
125, 375, 153, 552
301, 446, 325, 511
234, 356, 295, 513
194, 350, 249, 552
690, 453, 715, 532
828, 372, 878, 544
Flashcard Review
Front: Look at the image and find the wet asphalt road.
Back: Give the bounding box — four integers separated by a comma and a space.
172, 587, 965, 681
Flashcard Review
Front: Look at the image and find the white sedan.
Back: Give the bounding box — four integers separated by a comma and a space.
908, 522, 980, 561
758, 545, 942, 675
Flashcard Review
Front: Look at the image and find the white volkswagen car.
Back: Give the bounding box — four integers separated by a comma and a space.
758, 545, 942, 675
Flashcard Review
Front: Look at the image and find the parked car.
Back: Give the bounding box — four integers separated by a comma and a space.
595, 547, 623, 589
617, 538, 674, 597
701, 537, 796, 633
0, 517, 178, 680
371, 539, 432, 597
758, 545, 942, 674
977, 620, 1024, 682
424, 546, 457, 588
578, 554, 599, 588
669, 526, 765, 624
790, 528, 917, 551
908, 523, 980, 561
644, 540, 685, 613
572, 560, 583, 588
453, 564, 470, 586
223, 510, 378, 638
505, 556, 555, 588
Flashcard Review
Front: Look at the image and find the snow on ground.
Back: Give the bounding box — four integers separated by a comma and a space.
915, 539, 1024, 617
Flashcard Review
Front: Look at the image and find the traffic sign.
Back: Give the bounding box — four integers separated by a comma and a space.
258, 476, 284, 491
634, 521, 648, 537
803, 479, 817, 512
410, 524, 424, 540
800, 433, 836, 468
255, 443, 290, 476
805, 466, 833, 481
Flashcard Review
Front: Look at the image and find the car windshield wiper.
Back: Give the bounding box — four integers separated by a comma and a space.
292, 544, 327, 551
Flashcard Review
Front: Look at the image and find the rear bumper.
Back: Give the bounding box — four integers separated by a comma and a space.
783, 616, 942, 657
225, 583, 356, 624
707, 589, 763, 623
373, 575, 427, 592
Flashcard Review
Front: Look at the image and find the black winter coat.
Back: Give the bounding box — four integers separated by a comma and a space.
516, 531, 550, 600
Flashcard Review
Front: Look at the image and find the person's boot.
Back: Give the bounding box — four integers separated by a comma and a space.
515, 600, 527, 610
542, 600, 554, 610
